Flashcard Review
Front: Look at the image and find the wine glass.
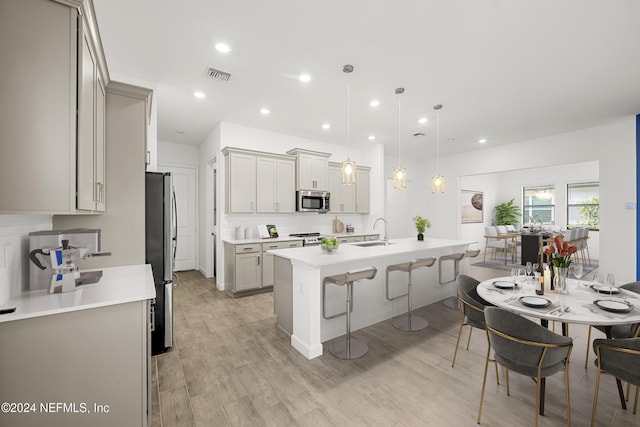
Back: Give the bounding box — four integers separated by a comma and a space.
572, 263, 584, 280
607, 273, 616, 288
525, 262, 533, 281
511, 268, 518, 283
517, 268, 526, 284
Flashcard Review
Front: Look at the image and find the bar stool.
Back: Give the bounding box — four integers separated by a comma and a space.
386, 257, 436, 331
322, 266, 377, 359
440, 250, 479, 309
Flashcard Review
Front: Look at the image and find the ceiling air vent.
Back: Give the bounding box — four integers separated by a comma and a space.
204, 66, 231, 82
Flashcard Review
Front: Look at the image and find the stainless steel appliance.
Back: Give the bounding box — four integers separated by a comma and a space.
289, 232, 330, 246
28, 228, 110, 292
145, 172, 177, 356
296, 190, 330, 213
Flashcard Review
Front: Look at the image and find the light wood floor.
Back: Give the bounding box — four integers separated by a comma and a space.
151, 264, 639, 426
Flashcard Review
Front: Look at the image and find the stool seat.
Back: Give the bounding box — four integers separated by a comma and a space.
386, 257, 436, 331
323, 266, 377, 359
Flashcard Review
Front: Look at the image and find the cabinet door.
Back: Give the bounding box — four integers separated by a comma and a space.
297, 154, 314, 190
228, 153, 255, 213
262, 252, 274, 287
356, 169, 370, 213
327, 165, 340, 213
311, 156, 329, 190
235, 252, 261, 291
275, 159, 296, 212
339, 180, 355, 213
95, 75, 106, 212
77, 25, 97, 211
256, 157, 276, 212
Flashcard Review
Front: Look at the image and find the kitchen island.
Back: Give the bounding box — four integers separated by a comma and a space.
0, 264, 155, 427
270, 237, 474, 359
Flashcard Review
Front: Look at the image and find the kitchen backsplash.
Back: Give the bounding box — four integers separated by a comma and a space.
222, 213, 368, 240
0, 215, 52, 303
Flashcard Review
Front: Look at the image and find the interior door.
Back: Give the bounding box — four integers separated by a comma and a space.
158, 164, 196, 271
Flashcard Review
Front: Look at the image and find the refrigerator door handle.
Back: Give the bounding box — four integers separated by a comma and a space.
164, 282, 173, 347
163, 174, 173, 282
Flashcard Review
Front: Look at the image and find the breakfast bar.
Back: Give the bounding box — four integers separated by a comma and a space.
270, 237, 473, 359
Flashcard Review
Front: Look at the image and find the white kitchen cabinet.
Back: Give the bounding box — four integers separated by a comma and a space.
224, 242, 261, 295
262, 240, 302, 287
0, 0, 108, 214
256, 155, 296, 213
355, 167, 371, 213
286, 148, 330, 191
337, 236, 365, 244
328, 163, 355, 213
224, 151, 256, 213
77, 19, 106, 212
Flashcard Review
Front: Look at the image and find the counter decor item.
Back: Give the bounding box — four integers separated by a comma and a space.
258, 224, 279, 239
345, 224, 354, 233
321, 237, 339, 253
332, 216, 345, 233
544, 235, 577, 294
413, 215, 431, 241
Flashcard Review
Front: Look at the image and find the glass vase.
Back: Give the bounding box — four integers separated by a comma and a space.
555, 267, 569, 295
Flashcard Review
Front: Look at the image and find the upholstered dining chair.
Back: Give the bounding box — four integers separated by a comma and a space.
591, 337, 640, 426
478, 307, 573, 426
451, 275, 496, 380
483, 226, 516, 262
585, 282, 640, 368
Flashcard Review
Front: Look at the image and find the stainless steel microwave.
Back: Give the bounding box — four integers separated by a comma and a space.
296, 190, 330, 213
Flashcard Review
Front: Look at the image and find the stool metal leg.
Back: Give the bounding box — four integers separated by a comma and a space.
391, 269, 429, 331
328, 282, 368, 359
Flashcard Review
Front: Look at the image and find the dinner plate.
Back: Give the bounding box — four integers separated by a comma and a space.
519, 296, 552, 308
493, 280, 517, 290
590, 284, 621, 295
594, 299, 633, 313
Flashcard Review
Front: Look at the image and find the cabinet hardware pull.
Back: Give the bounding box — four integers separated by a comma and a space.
257, 257, 260, 265
243, 248, 252, 251
289, 244, 297, 247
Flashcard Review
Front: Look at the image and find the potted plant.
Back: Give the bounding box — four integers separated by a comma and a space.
494, 198, 522, 226
413, 215, 431, 241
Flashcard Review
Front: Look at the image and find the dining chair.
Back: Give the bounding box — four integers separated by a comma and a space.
478, 307, 573, 426
451, 275, 497, 382
585, 281, 640, 368
591, 337, 640, 426
483, 226, 515, 262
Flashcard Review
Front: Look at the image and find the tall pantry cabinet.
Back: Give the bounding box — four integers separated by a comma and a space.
0, 0, 107, 214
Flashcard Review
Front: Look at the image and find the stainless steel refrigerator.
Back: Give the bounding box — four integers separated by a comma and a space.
145, 172, 177, 355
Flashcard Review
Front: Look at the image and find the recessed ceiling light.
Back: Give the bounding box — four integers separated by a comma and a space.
299, 74, 311, 83
369, 100, 380, 107
214, 42, 231, 53
322, 123, 330, 130
193, 91, 206, 99
478, 138, 487, 144
260, 108, 270, 115
368, 135, 376, 141
418, 117, 428, 124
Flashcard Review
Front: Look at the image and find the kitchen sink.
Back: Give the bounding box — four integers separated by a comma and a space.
353, 241, 394, 247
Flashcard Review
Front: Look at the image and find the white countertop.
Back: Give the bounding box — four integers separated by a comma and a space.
0, 264, 155, 323
268, 237, 473, 268
222, 232, 378, 245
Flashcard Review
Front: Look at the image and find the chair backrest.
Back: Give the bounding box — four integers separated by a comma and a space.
496, 225, 508, 235
563, 228, 575, 243
485, 226, 498, 237
457, 275, 490, 326
505, 225, 516, 233
593, 338, 640, 387
621, 281, 640, 294
484, 307, 573, 374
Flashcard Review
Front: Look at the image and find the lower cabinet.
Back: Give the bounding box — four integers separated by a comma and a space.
337, 236, 365, 244
224, 240, 302, 296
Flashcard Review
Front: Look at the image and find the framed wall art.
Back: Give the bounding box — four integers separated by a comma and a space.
461, 190, 483, 223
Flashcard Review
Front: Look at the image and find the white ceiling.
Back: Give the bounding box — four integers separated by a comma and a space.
93, 0, 640, 160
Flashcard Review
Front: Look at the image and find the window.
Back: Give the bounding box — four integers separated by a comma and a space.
523, 186, 555, 224
567, 182, 599, 229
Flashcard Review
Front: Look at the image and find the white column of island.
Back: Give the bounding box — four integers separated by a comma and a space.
269, 237, 475, 359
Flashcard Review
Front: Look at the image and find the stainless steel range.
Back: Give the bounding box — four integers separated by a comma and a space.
289, 232, 328, 246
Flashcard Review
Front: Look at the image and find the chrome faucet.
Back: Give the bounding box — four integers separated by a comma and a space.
373, 217, 388, 245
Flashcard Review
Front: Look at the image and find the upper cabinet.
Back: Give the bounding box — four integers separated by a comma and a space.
224, 149, 256, 213
0, 0, 109, 214
328, 163, 370, 214
355, 167, 370, 213
286, 149, 330, 191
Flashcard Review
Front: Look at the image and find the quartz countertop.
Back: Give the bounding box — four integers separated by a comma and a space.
0, 264, 155, 323
268, 237, 474, 268
223, 232, 379, 245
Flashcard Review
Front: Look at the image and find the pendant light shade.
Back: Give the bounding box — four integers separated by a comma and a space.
431, 104, 445, 194
392, 87, 406, 189
341, 64, 356, 185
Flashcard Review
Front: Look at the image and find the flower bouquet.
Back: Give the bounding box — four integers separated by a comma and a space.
543, 235, 578, 268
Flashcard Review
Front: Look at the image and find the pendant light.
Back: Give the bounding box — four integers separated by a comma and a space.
392, 87, 406, 189
341, 64, 357, 185
431, 104, 445, 194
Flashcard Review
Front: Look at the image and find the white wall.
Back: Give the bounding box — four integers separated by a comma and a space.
420, 119, 635, 282
198, 122, 384, 290
0, 215, 52, 302
158, 140, 199, 167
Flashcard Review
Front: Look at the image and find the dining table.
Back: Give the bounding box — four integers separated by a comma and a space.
477, 275, 640, 414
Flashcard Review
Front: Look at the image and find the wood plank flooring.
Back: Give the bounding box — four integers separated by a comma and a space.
152, 264, 639, 426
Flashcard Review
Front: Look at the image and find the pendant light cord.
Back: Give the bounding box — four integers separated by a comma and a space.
436, 112, 440, 173
397, 92, 401, 162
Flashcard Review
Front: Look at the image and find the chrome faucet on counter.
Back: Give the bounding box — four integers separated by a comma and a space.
373, 217, 388, 245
